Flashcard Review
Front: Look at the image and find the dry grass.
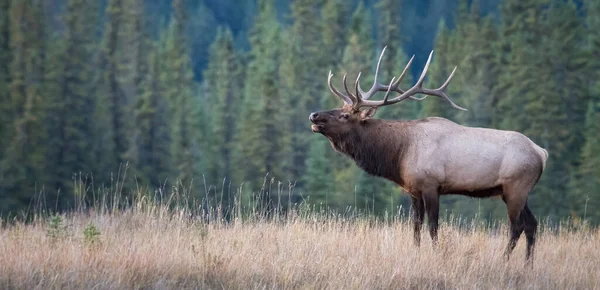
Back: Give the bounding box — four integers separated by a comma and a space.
1, 205, 599, 290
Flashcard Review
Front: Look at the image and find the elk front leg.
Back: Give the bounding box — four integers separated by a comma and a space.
411, 197, 424, 247
423, 192, 440, 245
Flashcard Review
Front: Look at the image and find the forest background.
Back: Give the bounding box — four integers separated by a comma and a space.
0, 0, 598, 224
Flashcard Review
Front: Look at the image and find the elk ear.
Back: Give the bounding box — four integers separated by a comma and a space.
360, 107, 377, 120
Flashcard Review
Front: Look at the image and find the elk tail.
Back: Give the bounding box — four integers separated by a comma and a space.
540, 148, 548, 172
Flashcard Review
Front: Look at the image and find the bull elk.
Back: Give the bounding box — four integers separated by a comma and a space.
309, 47, 548, 263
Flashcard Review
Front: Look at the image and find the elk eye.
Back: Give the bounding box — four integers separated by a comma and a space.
340, 113, 349, 120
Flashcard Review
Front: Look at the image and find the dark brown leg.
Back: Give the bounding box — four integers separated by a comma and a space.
503, 196, 526, 260
523, 203, 537, 266
423, 193, 440, 245
411, 197, 424, 247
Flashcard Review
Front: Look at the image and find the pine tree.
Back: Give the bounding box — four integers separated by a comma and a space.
8, 0, 27, 125
187, 2, 218, 80
303, 135, 335, 209
571, 101, 600, 222
164, 0, 202, 186
321, 0, 349, 71
133, 45, 172, 190
568, 0, 600, 221
95, 0, 131, 182
285, 0, 325, 182
203, 27, 243, 186
45, 0, 100, 200
234, 0, 292, 212
493, 0, 546, 131
0, 0, 11, 162
0, 0, 49, 213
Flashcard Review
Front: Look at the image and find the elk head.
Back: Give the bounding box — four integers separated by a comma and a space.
309, 46, 467, 139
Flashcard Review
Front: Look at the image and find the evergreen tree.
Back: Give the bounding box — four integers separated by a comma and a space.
321, 0, 349, 71
121, 0, 151, 179
164, 0, 202, 186
285, 0, 325, 182
133, 45, 172, 190
203, 27, 243, 186
45, 0, 100, 199
568, 0, 600, 221
187, 2, 218, 80
0, 0, 48, 213
493, 0, 546, 131
95, 0, 131, 182
235, 0, 291, 212
303, 135, 335, 208
571, 100, 600, 222
0, 0, 11, 162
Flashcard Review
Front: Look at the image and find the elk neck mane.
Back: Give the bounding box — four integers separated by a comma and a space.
328, 119, 412, 184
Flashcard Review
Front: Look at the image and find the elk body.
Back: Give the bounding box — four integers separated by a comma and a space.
310, 47, 548, 263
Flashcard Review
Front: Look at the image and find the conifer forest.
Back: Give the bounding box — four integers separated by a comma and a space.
0, 0, 599, 224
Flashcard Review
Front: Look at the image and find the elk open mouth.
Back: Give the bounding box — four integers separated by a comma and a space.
311, 124, 323, 133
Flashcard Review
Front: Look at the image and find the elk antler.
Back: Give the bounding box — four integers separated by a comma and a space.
327, 46, 467, 111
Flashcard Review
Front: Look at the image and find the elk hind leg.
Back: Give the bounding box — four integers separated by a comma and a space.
502, 194, 527, 260
423, 192, 440, 245
522, 203, 538, 264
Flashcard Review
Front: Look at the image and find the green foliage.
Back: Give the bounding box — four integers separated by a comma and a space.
0, 0, 11, 162
83, 223, 101, 245
0, 0, 48, 210
165, 0, 202, 186
47, 214, 66, 241
303, 135, 335, 207
285, 0, 326, 181
234, 0, 293, 212
95, 0, 132, 180
133, 46, 172, 190
46, 0, 101, 201
203, 27, 243, 185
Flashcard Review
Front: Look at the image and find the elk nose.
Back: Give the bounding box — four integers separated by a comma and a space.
309, 112, 319, 122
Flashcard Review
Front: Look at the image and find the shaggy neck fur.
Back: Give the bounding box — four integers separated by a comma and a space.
328, 119, 410, 185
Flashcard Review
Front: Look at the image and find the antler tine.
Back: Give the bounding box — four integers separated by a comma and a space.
440, 66, 457, 91
342, 73, 358, 103
379, 50, 435, 105
421, 66, 467, 111
354, 72, 362, 101
415, 50, 434, 89
382, 77, 396, 103
391, 55, 415, 89
401, 65, 458, 102
359, 46, 388, 100
328, 71, 352, 105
